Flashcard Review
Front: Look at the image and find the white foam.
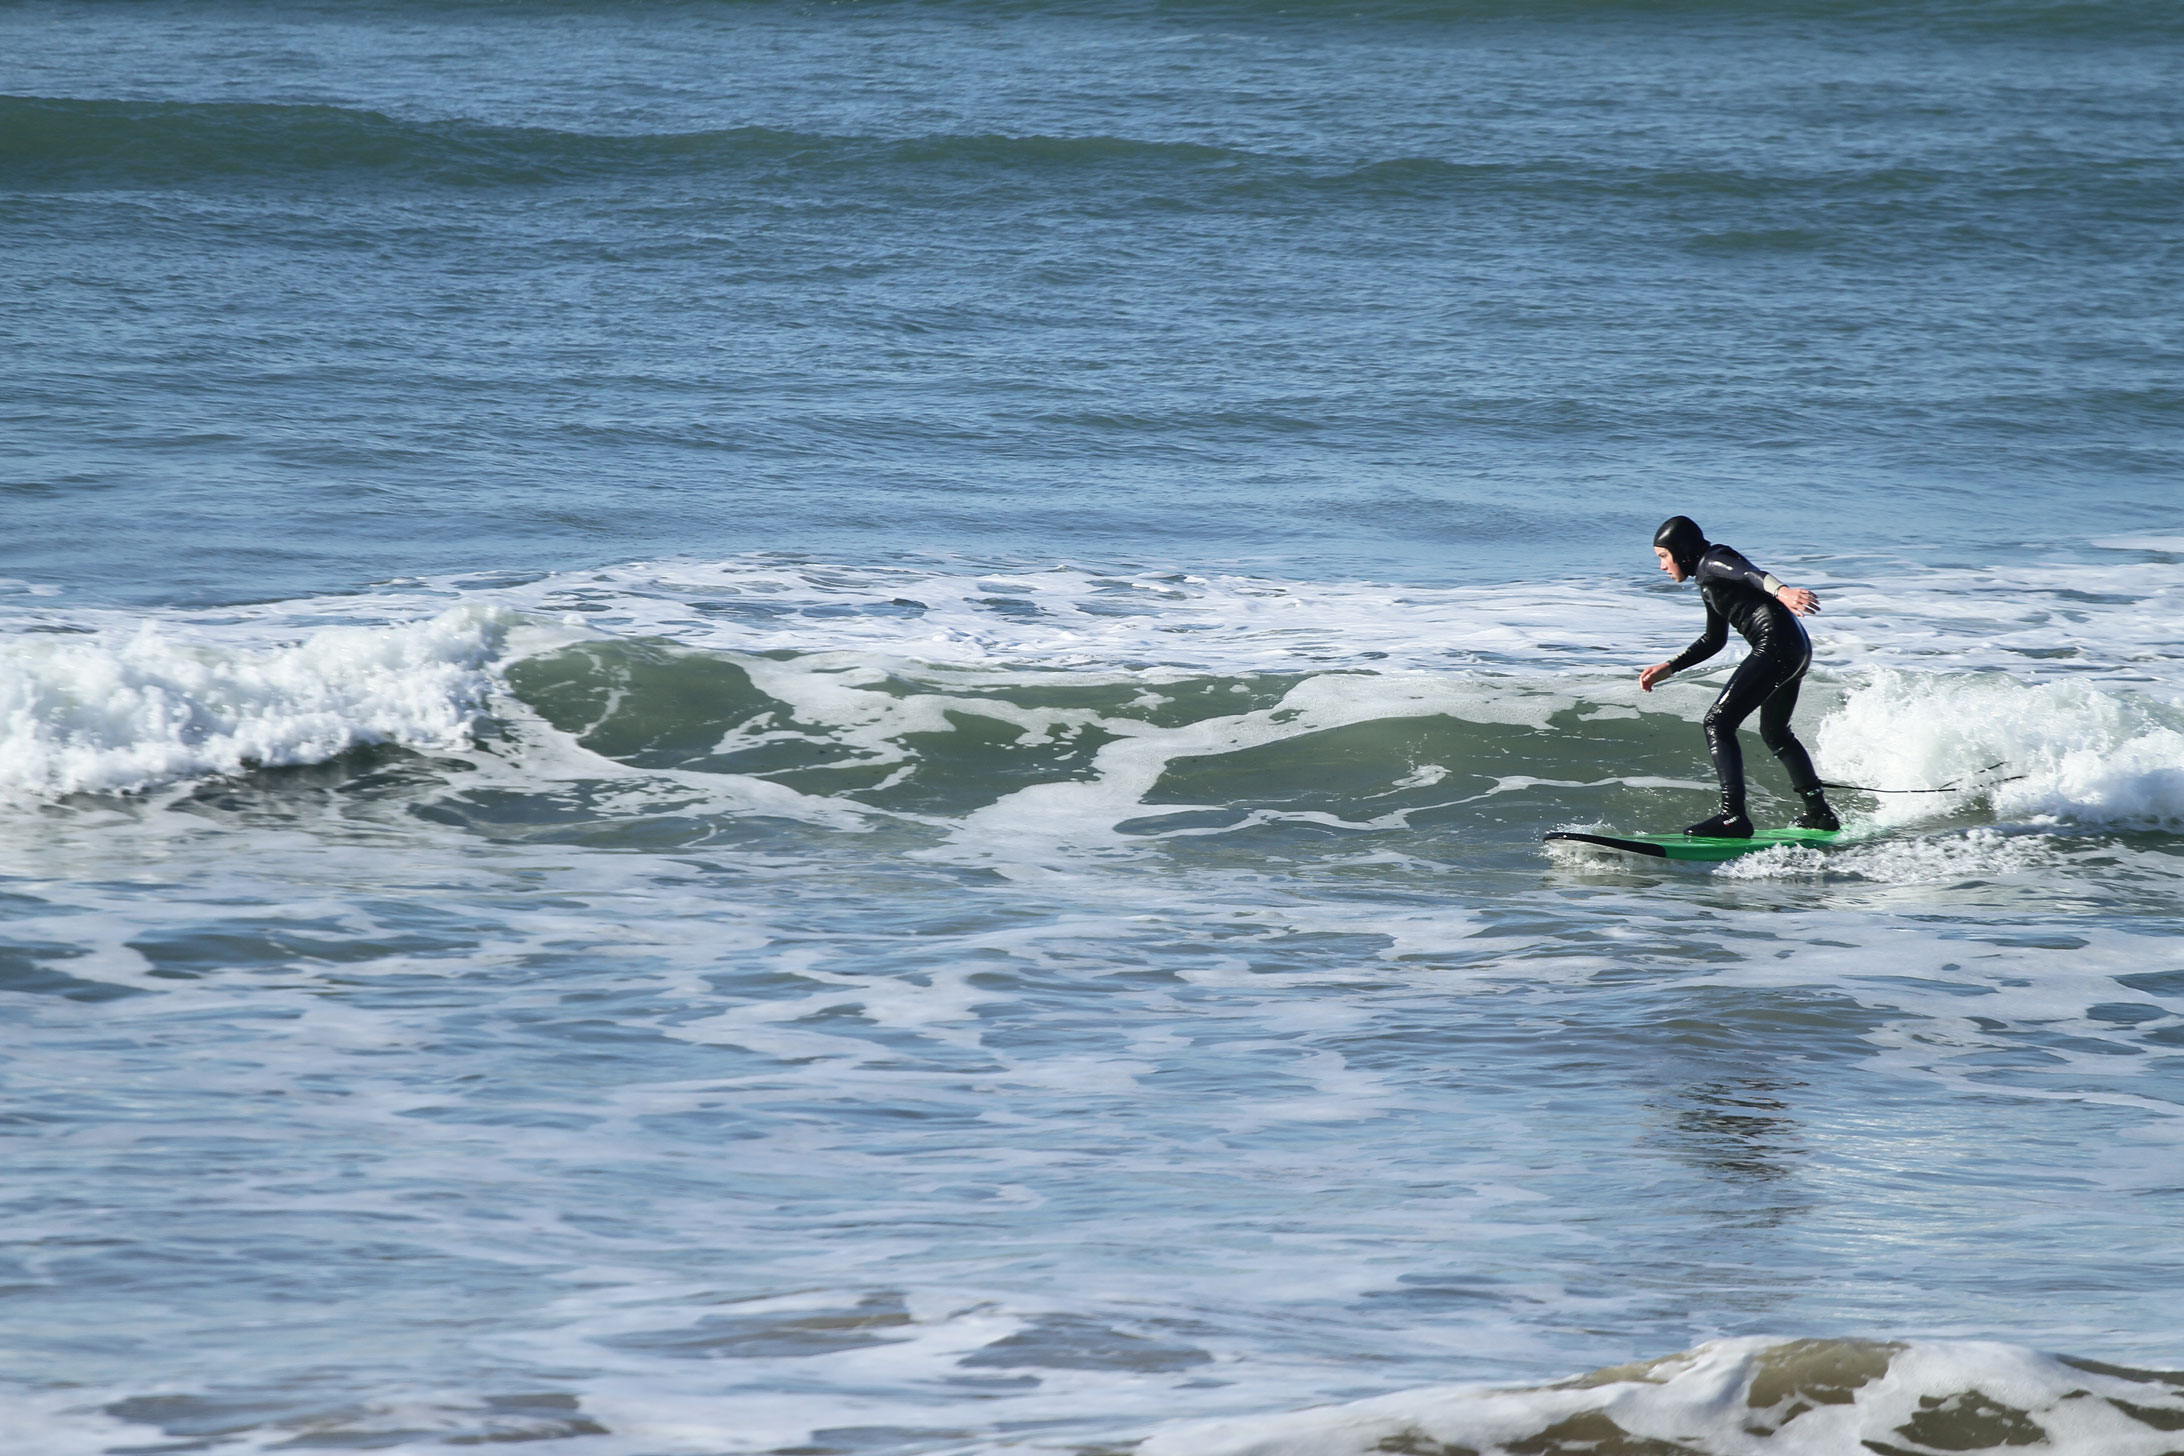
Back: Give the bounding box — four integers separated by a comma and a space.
2091, 535, 2184, 552
494, 557, 1694, 675
13, 552, 2184, 686
469, 552, 2184, 689
0, 607, 503, 800
0, 1392, 164, 1456
1716, 827, 2061, 882
1135, 1337, 2184, 1456
1815, 669, 2184, 828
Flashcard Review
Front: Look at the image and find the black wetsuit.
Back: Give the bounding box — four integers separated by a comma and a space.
1666, 544, 1822, 811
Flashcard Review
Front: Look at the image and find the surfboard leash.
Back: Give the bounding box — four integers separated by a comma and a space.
1819, 761, 2026, 795
1654, 682, 2030, 796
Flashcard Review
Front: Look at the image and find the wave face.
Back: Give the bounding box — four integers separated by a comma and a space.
7, 555, 2180, 840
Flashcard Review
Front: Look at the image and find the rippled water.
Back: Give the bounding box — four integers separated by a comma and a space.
8, 0, 2183, 602
5, 3, 2183, 1453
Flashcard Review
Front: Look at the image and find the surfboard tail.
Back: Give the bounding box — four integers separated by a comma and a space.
1546, 828, 1843, 863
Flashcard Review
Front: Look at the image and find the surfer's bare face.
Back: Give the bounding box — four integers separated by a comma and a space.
1654, 545, 1687, 582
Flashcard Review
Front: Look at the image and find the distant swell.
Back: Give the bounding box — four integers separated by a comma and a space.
5, 96, 2165, 216
0, 97, 1240, 190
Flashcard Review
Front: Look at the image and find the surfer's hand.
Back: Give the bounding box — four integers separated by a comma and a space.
1776, 585, 1820, 616
1638, 662, 1674, 692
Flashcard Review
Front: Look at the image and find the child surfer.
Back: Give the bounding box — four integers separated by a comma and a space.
1638, 516, 1839, 838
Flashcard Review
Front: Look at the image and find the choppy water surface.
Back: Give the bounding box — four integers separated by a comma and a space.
5, 3, 2184, 1454
5, 555, 2183, 1454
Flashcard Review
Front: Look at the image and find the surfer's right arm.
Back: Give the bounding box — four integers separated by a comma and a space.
1641, 605, 1727, 691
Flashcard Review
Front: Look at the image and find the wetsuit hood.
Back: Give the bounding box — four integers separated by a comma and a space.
1653, 515, 1708, 576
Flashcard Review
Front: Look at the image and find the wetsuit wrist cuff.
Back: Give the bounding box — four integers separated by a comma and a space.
1760, 574, 1785, 596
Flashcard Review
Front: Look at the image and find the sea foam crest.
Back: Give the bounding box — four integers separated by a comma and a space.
1816, 669, 2184, 827
472, 551, 2184, 686
0, 608, 502, 800
1138, 1337, 2184, 1456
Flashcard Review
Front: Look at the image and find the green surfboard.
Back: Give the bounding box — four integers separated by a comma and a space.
1545, 827, 1843, 863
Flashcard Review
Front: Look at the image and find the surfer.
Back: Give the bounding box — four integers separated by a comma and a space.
1638, 516, 1839, 838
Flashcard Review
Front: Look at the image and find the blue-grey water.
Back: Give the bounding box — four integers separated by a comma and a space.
4, 3, 2183, 1453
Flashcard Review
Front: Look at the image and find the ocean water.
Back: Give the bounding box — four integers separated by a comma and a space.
4, 3, 2184, 1454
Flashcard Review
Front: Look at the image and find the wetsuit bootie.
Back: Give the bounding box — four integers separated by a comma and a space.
1793, 788, 1840, 832
1686, 804, 1753, 838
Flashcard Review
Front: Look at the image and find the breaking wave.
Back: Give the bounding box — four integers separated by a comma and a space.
1140, 1336, 2184, 1456
1819, 669, 2184, 829
0, 608, 501, 799
1, 558, 2179, 862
